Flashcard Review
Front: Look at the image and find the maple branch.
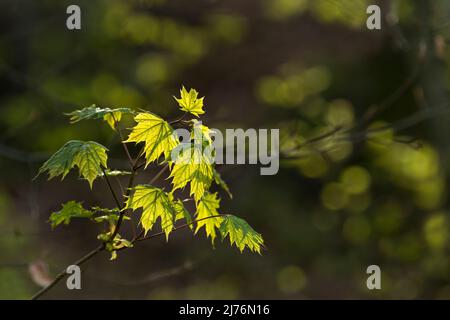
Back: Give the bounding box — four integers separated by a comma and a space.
30, 244, 105, 300
109, 168, 135, 240
30, 213, 227, 299
109, 145, 143, 241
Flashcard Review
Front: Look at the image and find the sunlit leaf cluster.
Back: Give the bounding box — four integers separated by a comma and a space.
38, 87, 264, 257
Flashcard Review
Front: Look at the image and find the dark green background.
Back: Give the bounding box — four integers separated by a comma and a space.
1, 0, 450, 299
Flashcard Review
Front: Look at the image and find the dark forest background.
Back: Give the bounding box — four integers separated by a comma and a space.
2, 0, 450, 299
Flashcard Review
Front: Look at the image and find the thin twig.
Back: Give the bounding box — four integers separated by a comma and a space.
169, 112, 188, 125
101, 167, 122, 209
30, 244, 105, 300
114, 122, 134, 167
148, 163, 169, 184
110, 168, 136, 240
31, 214, 227, 299
109, 143, 143, 241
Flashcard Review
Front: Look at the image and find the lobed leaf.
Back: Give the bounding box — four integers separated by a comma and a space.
49, 201, 93, 228
37, 140, 108, 188
195, 192, 223, 243
174, 86, 205, 117
169, 145, 214, 202
126, 185, 176, 239
125, 112, 179, 167
219, 215, 264, 254
66, 105, 133, 129
173, 198, 193, 229
103, 111, 122, 130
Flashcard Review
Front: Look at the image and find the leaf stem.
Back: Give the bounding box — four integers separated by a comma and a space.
109, 145, 143, 241
148, 163, 169, 184
101, 167, 122, 210
109, 168, 135, 240
113, 116, 134, 167
169, 112, 188, 125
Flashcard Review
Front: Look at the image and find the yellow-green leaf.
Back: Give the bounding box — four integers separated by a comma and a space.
126, 185, 176, 239
173, 199, 193, 229
195, 192, 223, 243
169, 145, 214, 202
174, 86, 205, 117
219, 215, 264, 254
66, 105, 133, 129
49, 201, 93, 228
73, 142, 108, 188
103, 111, 122, 130
125, 112, 179, 167
37, 140, 108, 188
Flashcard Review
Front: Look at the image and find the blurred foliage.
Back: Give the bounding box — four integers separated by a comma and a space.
1, 0, 450, 299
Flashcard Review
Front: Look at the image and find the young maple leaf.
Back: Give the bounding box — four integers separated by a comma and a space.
49, 201, 93, 228
169, 145, 214, 202
125, 112, 179, 167
195, 192, 223, 243
174, 86, 205, 117
126, 185, 177, 239
37, 140, 108, 188
219, 215, 264, 254
66, 105, 133, 130
172, 197, 193, 229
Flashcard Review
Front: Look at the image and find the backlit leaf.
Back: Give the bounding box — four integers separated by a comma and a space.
103, 111, 122, 130
173, 198, 193, 229
195, 192, 223, 243
174, 86, 205, 117
126, 185, 176, 239
169, 145, 214, 202
125, 112, 179, 167
49, 201, 93, 228
66, 105, 133, 130
219, 215, 264, 254
37, 140, 108, 188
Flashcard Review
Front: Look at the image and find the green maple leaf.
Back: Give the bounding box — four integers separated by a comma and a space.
172, 198, 193, 229
126, 185, 176, 239
49, 201, 93, 228
125, 112, 179, 167
174, 86, 205, 117
66, 105, 133, 130
169, 145, 214, 202
37, 140, 108, 188
195, 192, 223, 243
219, 215, 264, 254
103, 111, 123, 130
